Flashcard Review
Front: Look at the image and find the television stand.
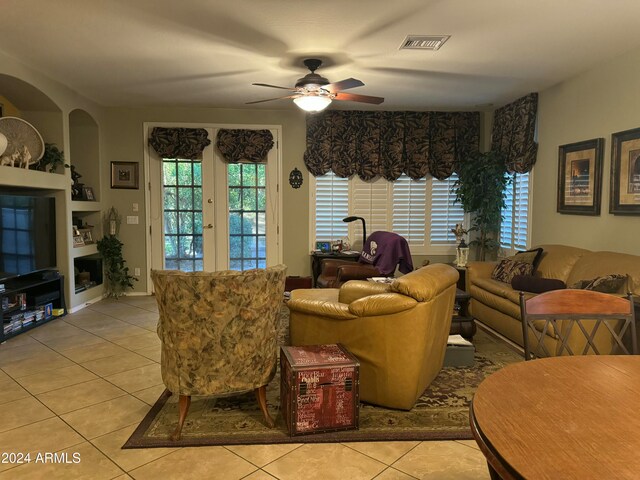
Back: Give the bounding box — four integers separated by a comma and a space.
1, 271, 67, 343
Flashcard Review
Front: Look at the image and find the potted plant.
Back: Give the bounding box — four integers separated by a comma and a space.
97, 234, 137, 298
453, 150, 510, 261
34, 143, 67, 172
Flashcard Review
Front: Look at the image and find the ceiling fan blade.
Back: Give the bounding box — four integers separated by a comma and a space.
252, 83, 297, 91
334, 92, 384, 105
322, 78, 365, 93
245, 95, 298, 105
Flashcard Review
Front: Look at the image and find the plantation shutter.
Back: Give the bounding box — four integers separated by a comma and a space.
351, 177, 390, 241
314, 173, 349, 242
501, 172, 530, 253
430, 174, 465, 245
392, 175, 427, 249
513, 173, 530, 250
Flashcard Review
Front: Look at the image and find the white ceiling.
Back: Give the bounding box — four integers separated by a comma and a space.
2, 0, 640, 111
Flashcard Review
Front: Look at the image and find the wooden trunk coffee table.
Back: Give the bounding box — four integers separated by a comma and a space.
470, 355, 640, 479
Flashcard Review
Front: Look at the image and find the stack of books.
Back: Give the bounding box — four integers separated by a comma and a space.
21, 311, 35, 327
5, 314, 23, 334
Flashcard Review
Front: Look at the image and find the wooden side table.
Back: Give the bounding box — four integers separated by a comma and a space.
451, 288, 475, 339
454, 265, 467, 291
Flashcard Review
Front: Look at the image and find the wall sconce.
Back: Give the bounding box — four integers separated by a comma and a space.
107, 206, 121, 236
289, 167, 303, 188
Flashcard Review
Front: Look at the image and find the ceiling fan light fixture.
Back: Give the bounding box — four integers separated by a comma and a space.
293, 95, 332, 112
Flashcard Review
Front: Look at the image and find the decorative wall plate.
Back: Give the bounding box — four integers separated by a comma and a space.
0, 116, 45, 165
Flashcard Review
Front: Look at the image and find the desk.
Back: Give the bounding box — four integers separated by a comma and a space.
470, 356, 640, 479
310, 251, 360, 287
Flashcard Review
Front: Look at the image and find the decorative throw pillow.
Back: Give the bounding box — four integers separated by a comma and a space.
509, 248, 544, 273
491, 259, 534, 284
571, 274, 627, 293
511, 275, 566, 294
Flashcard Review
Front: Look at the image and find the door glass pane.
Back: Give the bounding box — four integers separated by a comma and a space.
163, 159, 203, 272
164, 187, 177, 210
228, 164, 241, 186
228, 163, 267, 270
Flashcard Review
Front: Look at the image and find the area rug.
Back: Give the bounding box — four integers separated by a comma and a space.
124, 311, 521, 448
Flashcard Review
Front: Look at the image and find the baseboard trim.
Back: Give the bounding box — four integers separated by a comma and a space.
69, 294, 105, 313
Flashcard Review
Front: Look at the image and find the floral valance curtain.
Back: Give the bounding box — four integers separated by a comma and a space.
215, 129, 274, 164
491, 92, 538, 173
148, 127, 211, 160
303, 110, 480, 181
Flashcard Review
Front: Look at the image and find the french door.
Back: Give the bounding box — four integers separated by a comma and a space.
147, 125, 281, 277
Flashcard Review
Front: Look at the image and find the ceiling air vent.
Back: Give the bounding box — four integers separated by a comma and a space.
400, 35, 450, 51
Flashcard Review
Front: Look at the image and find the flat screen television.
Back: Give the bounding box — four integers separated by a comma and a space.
0, 193, 57, 280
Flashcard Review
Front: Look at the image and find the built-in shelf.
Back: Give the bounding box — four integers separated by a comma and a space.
70, 200, 102, 212
0, 167, 69, 191
72, 244, 98, 258
1, 80, 104, 316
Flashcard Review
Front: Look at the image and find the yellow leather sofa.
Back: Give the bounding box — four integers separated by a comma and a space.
287, 263, 458, 410
467, 244, 640, 356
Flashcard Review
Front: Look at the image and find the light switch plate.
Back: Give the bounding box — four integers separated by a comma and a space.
126, 216, 139, 224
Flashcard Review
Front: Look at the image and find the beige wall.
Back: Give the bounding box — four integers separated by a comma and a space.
532, 46, 640, 254
101, 106, 310, 292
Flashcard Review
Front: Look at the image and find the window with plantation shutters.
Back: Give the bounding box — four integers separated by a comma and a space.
392, 176, 427, 248
312, 172, 465, 254
500, 172, 530, 254
428, 174, 465, 246
314, 173, 349, 242
352, 176, 390, 240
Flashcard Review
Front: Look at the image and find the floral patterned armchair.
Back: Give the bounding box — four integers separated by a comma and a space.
150, 264, 287, 440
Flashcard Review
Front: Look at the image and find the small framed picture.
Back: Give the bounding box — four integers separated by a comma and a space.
79, 228, 93, 245
557, 138, 604, 215
315, 241, 331, 253
82, 186, 95, 201
610, 127, 640, 215
73, 235, 85, 248
111, 161, 139, 189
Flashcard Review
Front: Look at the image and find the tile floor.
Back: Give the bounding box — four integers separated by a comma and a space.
0, 296, 491, 479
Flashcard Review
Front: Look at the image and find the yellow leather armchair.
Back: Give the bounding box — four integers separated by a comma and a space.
287, 263, 459, 410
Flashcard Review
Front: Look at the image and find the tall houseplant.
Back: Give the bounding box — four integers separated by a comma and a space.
453, 150, 510, 261
97, 234, 137, 298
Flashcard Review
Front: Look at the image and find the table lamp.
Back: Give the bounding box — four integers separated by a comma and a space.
343, 216, 366, 251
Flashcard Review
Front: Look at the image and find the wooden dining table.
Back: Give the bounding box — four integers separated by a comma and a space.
470, 355, 640, 479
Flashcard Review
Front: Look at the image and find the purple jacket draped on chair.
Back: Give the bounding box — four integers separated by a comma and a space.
359, 231, 414, 276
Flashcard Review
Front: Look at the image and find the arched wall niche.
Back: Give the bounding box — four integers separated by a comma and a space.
69, 109, 100, 200
0, 73, 64, 147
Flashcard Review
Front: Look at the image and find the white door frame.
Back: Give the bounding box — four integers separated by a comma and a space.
143, 122, 283, 293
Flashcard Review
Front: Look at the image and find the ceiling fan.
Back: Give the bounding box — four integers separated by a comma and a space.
247, 59, 384, 112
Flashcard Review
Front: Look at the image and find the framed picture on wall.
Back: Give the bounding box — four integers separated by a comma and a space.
111, 161, 139, 189
557, 138, 604, 215
610, 127, 640, 215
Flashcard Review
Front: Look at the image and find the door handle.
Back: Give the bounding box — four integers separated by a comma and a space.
203, 224, 213, 229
